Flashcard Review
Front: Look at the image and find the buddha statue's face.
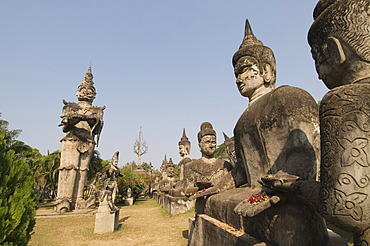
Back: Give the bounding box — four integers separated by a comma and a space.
235, 56, 265, 98
199, 135, 216, 157
112, 158, 118, 167
167, 167, 174, 177
179, 144, 188, 157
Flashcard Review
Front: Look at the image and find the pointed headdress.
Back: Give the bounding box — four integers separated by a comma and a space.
178, 128, 191, 152
232, 19, 276, 84
76, 65, 97, 102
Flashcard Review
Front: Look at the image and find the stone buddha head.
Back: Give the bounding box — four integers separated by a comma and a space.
308, 0, 370, 88
166, 158, 175, 178
111, 151, 119, 168
197, 122, 217, 159
233, 20, 276, 103
179, 128, 191, 158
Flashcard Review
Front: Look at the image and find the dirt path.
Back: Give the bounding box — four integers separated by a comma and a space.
29, 199, 193, 246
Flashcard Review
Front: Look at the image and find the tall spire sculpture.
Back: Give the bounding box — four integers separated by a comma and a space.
133, 127, 148, 168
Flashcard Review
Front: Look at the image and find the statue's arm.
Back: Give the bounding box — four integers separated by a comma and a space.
189, 162, 246, 200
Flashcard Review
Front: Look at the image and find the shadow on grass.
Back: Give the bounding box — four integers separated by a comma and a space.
37, 202, 55, 210
133, 198, 146, 205
119, 216, 130, 223
115, 223, 124, 233
182, 230, 189, 239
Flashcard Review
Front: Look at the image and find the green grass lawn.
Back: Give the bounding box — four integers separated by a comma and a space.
29, 198, 193, 246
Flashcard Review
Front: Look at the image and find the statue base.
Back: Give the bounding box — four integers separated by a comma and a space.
124, 197, 134, 206
163, 194, 194, 215
153, 192, 165, 205
191, 187, 348, 245
189, 214, 347, 246
54, 199, 71, 213
94, 209, 120, 234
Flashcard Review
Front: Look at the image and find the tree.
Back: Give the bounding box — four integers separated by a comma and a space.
37, 151, 60, 200
173, 164, 179, 179
117, 162, 155, 200
87, 150, 109, 182
214, 142, 226, 159
118, 165, 146, 200
214, 136, 235, 159
141, 162, 152, 172
0, 114, 21, 152
0, 116, 37, 245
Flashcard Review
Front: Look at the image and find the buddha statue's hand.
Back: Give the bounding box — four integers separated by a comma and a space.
188, 187, 218, 201
234, 192, 289, 217
259, 170, 300, 194
185, 187, 199, 197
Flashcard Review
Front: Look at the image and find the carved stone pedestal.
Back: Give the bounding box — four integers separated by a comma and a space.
153, 192, 159, 203
154, 193, 165, 205
189, 214, 347, 246
54, 199, 71, 213
163, 194, 194, 215
189, 214, 262, 246
124, 197, 134, 206
94, 209, 120, 234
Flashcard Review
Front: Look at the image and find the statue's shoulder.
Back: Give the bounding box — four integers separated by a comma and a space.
185, 159, 200, 169
273, 85, 316, 103
268, 85, 318, 113
179, 157, 192, 166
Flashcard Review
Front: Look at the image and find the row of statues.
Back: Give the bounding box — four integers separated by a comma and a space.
156, 1, 370, 245
55, 0, 370, 244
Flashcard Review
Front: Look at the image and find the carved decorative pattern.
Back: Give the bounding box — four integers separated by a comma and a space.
321, 85, 370, 229
341, 120, 370, 134
320, 169, 331, 188
334, 189, 367, 221
338, 173, 370, 188
338, 137, 369, 167
322, 141, 334, 168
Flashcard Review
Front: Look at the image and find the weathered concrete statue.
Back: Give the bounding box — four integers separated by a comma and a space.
168, 129, 192, 197
184, 122, 233, 214
189, 20, 329, 246
178, 128, 191, 180
158, 158, 177, 194
160, 155, 169, 180
55, 66, 105, 212
107, 151, 120, 205
222, 132, 236, 165
262, 1, 370, 245
93, 152, 120, 233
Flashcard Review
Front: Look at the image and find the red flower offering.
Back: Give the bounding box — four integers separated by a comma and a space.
247, 192, 270, 205
195, 189, 206, 195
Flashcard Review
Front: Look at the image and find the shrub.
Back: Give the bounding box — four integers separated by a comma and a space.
0, 134, 37, 245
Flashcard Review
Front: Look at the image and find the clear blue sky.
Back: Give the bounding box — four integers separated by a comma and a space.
0, 0, 327, 170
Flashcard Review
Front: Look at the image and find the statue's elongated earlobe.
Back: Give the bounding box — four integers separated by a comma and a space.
263, 63, 273, 83
327, 37, 346, 65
